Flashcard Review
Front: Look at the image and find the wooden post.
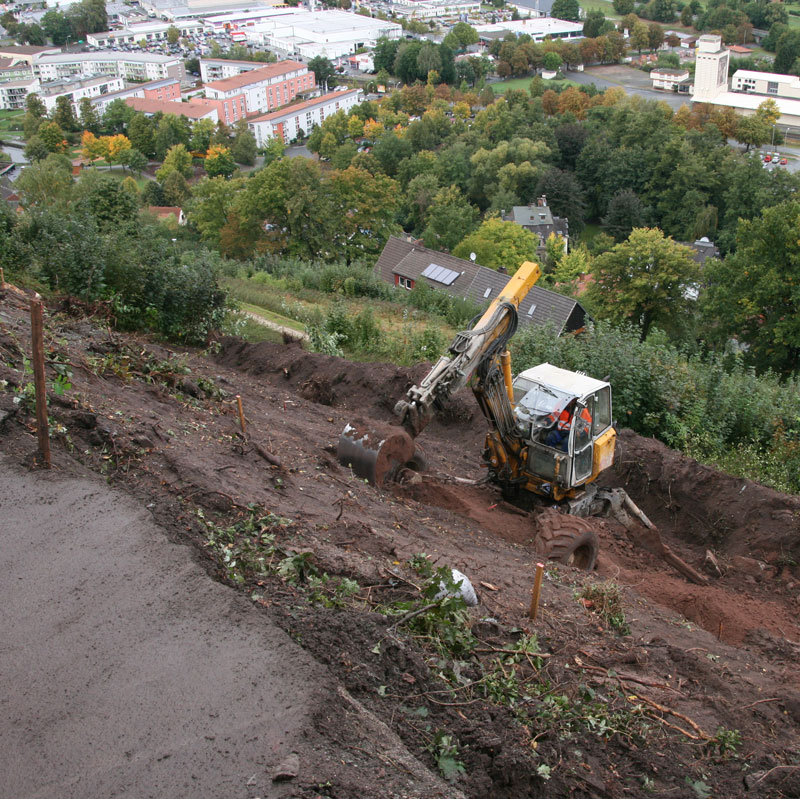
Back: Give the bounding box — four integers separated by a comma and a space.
30, 300, 51, 468
236, 394, 246, 436
528, 562, 545, 620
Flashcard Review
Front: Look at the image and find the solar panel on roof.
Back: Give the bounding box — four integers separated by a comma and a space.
422, 263, 460, 286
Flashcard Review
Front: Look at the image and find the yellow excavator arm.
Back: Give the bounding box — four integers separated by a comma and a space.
394, 261, 541, 437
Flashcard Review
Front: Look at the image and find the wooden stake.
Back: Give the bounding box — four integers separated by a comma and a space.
235, 394, 246, 435
0, 267, 5, 288
528, 562, 545, 620
30, 300, 51, 468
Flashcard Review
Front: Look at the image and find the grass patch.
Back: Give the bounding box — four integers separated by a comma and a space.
491, 76, 579, 93
578, 0, 620, 17
0, 109, 25, 139
237, 300, 306, 333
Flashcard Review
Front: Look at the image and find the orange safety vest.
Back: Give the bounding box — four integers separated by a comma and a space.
550, 408, 571, 431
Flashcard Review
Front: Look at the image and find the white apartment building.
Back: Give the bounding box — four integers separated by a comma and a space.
38, 74, 126, 113
243, 9, 402, 61
203, 60, 314, 115
34, 52, 184, 83
0, 78, 38, 110
199, 57, 263, 83
248, 88, 362, 145
391, 0, 481, 20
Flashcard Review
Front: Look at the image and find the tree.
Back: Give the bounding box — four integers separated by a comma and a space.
231, 122, 257, 165
583, 9, 607, 38
80, 130, 106, 161
453, 217, 538, 272
128, 113, 156, 157
105, 134, 132, 165
701, 200, 800, 374
154, 113, 191, 160
373, 37, 401, 74
587, 228, 699, 339
536, 167, 586, 232
613, 0, 635, 14
53, 96, 78, 132
156, 144, 193, 181
308, 55, 337, 89
422, 185, 478, 251
648, 22, 664, 50
41, 10, 72, 45
166, 25, 180, 45
680, 5, 694, 26
121, 148, 148, 175
755, 97, 780, 127
15, 153, 73, 208
735, 114, 770, 151
774, 29, 800, 72
551, 0, 580, 21
444, 21, 478, 50
103, 99, 134, 134
631, 21, 650, 53
24, 136, 51, 162
261, 136, 284, 167
186, 175, 246, 243
602, 189, 647, 241
543, 51, 563, 71
79, 97, 100, 134
162, 171, 190, 206
75, 170, 139, 229
204, 144, 236, 178
38, 121, 68, 154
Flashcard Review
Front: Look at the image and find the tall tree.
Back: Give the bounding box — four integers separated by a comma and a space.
307, 56, 337, 89
79, 97, 100, 134
551, 0, 580, 21
422, 185, 478, 251
701, 200, 800, 375
452, 217, 538, 271
53, 96, 78, 132
587, 228, 699, 339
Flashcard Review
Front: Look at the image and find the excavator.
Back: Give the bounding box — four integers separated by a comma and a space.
338, 260, 708, 582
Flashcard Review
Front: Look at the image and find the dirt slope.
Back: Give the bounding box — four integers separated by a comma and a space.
2, 288, 800, 798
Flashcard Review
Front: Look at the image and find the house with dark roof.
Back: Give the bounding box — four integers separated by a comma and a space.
503, 196, 569, 258
679, 236, 720, 265
375, 237, 589, 336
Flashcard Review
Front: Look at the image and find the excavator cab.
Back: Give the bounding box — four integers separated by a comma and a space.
509, 363, 616, 498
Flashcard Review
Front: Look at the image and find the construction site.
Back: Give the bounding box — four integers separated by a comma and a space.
1, 281, 799, 799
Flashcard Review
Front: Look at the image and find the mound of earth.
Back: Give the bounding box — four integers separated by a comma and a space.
2, 288, 800, 798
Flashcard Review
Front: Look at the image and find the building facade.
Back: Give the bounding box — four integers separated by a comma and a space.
247, 88, 362, 145
203, 60, 314, 116
89, 77, 181, 112
35, 52, 184, 83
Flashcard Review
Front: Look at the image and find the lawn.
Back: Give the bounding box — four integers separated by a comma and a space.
237, 301, 306, 334
0, 109, 25, 140
491, 75, 579, 93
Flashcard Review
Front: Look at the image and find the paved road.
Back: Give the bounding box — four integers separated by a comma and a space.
0, 459, 325, 798
568, 67, 690, 110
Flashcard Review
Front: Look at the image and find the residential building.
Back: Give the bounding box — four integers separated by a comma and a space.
248, 88, 362, 145
89, 77, 181, 112
375, 237, 589, 335
242, 9, 402, 60
38, 74, 126, 114
199, 57, 263, 83
35, 52, 185, 83
0, 78, 38, 110
0, 45, 61, 67
503, 197, 569, 257
203, 60, 314, 116
650, 67, 690, 93
0, 57, 34, 82
680, 237, 720, 265
125, 96, 219, 122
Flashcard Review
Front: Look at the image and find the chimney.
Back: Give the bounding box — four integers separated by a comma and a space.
537, 195, 547, 207
497, 265, 507, 274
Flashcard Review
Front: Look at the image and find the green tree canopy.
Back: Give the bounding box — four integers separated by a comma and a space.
452, 216, 538, 272
586, 227, 699, 339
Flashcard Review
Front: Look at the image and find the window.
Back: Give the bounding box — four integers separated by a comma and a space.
526, 303, 536, 317
768, 81, 778, 94
483, 287, 492, 298
396, 275, 413, 289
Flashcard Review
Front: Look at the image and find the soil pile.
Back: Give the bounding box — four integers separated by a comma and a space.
2, 290, 799, 798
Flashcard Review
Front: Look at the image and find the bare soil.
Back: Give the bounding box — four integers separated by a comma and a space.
2, 287, 800, 798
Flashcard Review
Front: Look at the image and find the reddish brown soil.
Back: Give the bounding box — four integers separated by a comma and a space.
2, 288, 800, 798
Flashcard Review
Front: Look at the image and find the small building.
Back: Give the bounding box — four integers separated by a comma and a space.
679, 236, 720, 265
0, 78, 39, 111
248, 88, 362, 145
375, 236, 589, 335
148, 206, 186, 225
651, 67, 691, 93
503, 197, 569, 258
89, 77, 181, 113
199, 57, 264, 83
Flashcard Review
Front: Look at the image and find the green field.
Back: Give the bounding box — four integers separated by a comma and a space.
491, 76, 579, 93
0, 109, 24, 139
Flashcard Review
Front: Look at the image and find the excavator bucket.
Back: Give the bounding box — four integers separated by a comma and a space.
338, 421, 418, 486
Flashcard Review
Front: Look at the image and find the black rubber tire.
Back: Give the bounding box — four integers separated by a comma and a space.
535, 510, 599, 571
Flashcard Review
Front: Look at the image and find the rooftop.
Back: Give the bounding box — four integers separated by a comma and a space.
733, 69, 800, 85
249, 88, 360, 122
710, 90, 800, 115
204, 60, 307, 91
125, 97, 214, 118
0, 45, 60, 55
39, 52, 181, 64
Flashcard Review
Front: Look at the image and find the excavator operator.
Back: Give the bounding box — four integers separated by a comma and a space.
544, 401, 592, 452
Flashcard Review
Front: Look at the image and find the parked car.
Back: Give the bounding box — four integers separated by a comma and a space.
780, 157, 788, 165
764, 154, 772, 162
